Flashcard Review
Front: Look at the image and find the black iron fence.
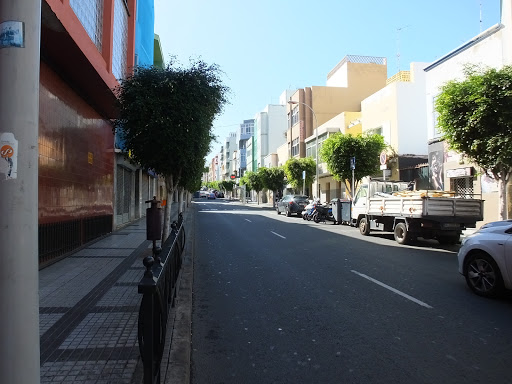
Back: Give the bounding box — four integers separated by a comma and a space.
138, 213, 186, 384
39, 215, 113, 267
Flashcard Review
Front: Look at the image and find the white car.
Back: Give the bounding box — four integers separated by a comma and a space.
458, 220, 512, 297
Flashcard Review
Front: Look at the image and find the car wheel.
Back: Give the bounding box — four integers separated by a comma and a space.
286, 208, 291, 217
394, 222, 411, 245
359, 217, 370, 236
277, 207, 281, 215
464, 252, 504, 298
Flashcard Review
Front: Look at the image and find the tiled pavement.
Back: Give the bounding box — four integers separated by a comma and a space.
39, 203, 191, 384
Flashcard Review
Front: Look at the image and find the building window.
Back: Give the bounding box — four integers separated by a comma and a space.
70, 0, 103, 51
367, 127, 382, 136
306, 141, 316, 159
291, 138, 299, 156
112, 0, 128, 80
450, 177, 474, 198
291, 106, 299, 126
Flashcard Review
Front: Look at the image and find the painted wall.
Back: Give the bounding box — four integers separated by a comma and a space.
39, 62, 114, 224
135, 0, 155, 67
425, 28, 504, 141
425, 26, 504, 224
362, 62, 429, 156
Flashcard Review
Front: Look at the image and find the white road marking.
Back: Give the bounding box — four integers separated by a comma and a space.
271, 231, 286, 239
351, 270, 433, 309
245, 219, 252, 222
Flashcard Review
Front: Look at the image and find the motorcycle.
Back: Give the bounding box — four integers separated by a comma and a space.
311, 202, 336, 224
302, 199, 317, 221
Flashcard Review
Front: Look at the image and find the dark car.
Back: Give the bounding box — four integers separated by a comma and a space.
276, 195, 309, 217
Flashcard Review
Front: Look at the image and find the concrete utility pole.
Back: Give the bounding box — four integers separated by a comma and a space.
0, 1, 41, 383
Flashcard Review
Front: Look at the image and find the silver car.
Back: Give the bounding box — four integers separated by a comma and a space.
458, 220, 512, 297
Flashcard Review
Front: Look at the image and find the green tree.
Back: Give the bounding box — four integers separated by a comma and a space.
436, 65, 512, 219
113, 59, 228, 240
319, 133, 386, 198
219, 180, 236, 198
240, 171, 264, 203
206, 181, 220, 191
283, 157, 316, 195
258, 167, 286, 207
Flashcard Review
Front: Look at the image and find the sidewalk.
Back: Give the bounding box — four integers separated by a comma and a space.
39, 203, 193, 384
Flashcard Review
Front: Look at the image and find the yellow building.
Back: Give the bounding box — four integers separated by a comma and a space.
285, 55, 388, 199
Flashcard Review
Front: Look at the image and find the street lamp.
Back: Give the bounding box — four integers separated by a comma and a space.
288, 100, 319, 199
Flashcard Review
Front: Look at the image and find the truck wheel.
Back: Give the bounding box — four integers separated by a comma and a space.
394, 222, 411, 245
359, 218, 371, 236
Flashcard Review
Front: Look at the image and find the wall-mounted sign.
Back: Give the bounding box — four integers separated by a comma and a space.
446, 167, 473, 178
0, 21, 24, 49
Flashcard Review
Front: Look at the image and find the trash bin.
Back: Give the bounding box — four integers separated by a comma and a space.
340, 200, 352, 224
331, 198, 341, 224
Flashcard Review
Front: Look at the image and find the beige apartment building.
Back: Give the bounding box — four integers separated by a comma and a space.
285, 55, 388, 198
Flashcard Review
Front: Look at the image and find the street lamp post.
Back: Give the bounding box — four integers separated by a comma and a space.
288, 100, 319, 199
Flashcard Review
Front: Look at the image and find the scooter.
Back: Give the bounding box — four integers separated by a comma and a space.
302, 200, 318, 221
312, 203, 336, 224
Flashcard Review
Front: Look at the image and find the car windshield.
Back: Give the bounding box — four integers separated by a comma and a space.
293, 195, 309, 202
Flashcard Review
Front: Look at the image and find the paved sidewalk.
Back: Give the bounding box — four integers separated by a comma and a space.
39, 203, 191, 383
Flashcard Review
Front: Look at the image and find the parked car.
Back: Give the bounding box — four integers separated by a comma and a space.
276, 195, 309, 217
199, 190, 209, 198
207, 192, 216, 199
458, 220, 512, 297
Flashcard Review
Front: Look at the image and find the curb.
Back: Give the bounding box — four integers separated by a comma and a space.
162, 204, 194, 384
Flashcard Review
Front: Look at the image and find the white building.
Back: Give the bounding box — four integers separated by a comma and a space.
423, 1, 511, 223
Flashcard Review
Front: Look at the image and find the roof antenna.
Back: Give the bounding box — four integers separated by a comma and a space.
480, 1, 483, 33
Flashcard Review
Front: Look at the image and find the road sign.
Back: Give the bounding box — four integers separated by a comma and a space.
380, 151, 387, 165
350, 157, 355, 170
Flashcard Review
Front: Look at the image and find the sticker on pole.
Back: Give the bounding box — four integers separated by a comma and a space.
0, 132, 18, 179
0, 21, 25, 49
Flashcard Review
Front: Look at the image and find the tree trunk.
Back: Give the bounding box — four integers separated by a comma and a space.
498, 168, 510, 220
162, 175, 175, 242
178, 188, 184, 214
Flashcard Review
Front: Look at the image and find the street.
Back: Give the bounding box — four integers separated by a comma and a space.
191, 199, 512, 384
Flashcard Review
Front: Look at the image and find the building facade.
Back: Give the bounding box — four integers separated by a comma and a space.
424, 21, 507, 224
39, 0, 143, 265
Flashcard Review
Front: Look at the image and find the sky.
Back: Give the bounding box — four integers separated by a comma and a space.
154, 0, 502, 161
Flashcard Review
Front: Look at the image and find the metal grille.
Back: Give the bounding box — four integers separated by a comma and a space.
135, 170, 140, 218
328, 55, 387, 79
142, 172, 150, 201
116, 166, 132, 224
450, 177, 473, 198
39, 215, 112, 268
70, 0, 103, 51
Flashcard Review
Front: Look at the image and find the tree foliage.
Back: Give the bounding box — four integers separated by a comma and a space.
435, 65, 512, 219
113, 59, 228, 239
258, 167, 287, 206
283, 157, 316, 192
319, 133, 386, 197
219, 180, 235, 192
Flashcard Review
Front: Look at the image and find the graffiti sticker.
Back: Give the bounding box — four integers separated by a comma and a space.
0, 133, 18, 179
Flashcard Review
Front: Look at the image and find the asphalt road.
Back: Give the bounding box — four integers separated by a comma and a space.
191, 199, 512, 384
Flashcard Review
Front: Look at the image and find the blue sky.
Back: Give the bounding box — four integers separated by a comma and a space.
154, 0, 501, 160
